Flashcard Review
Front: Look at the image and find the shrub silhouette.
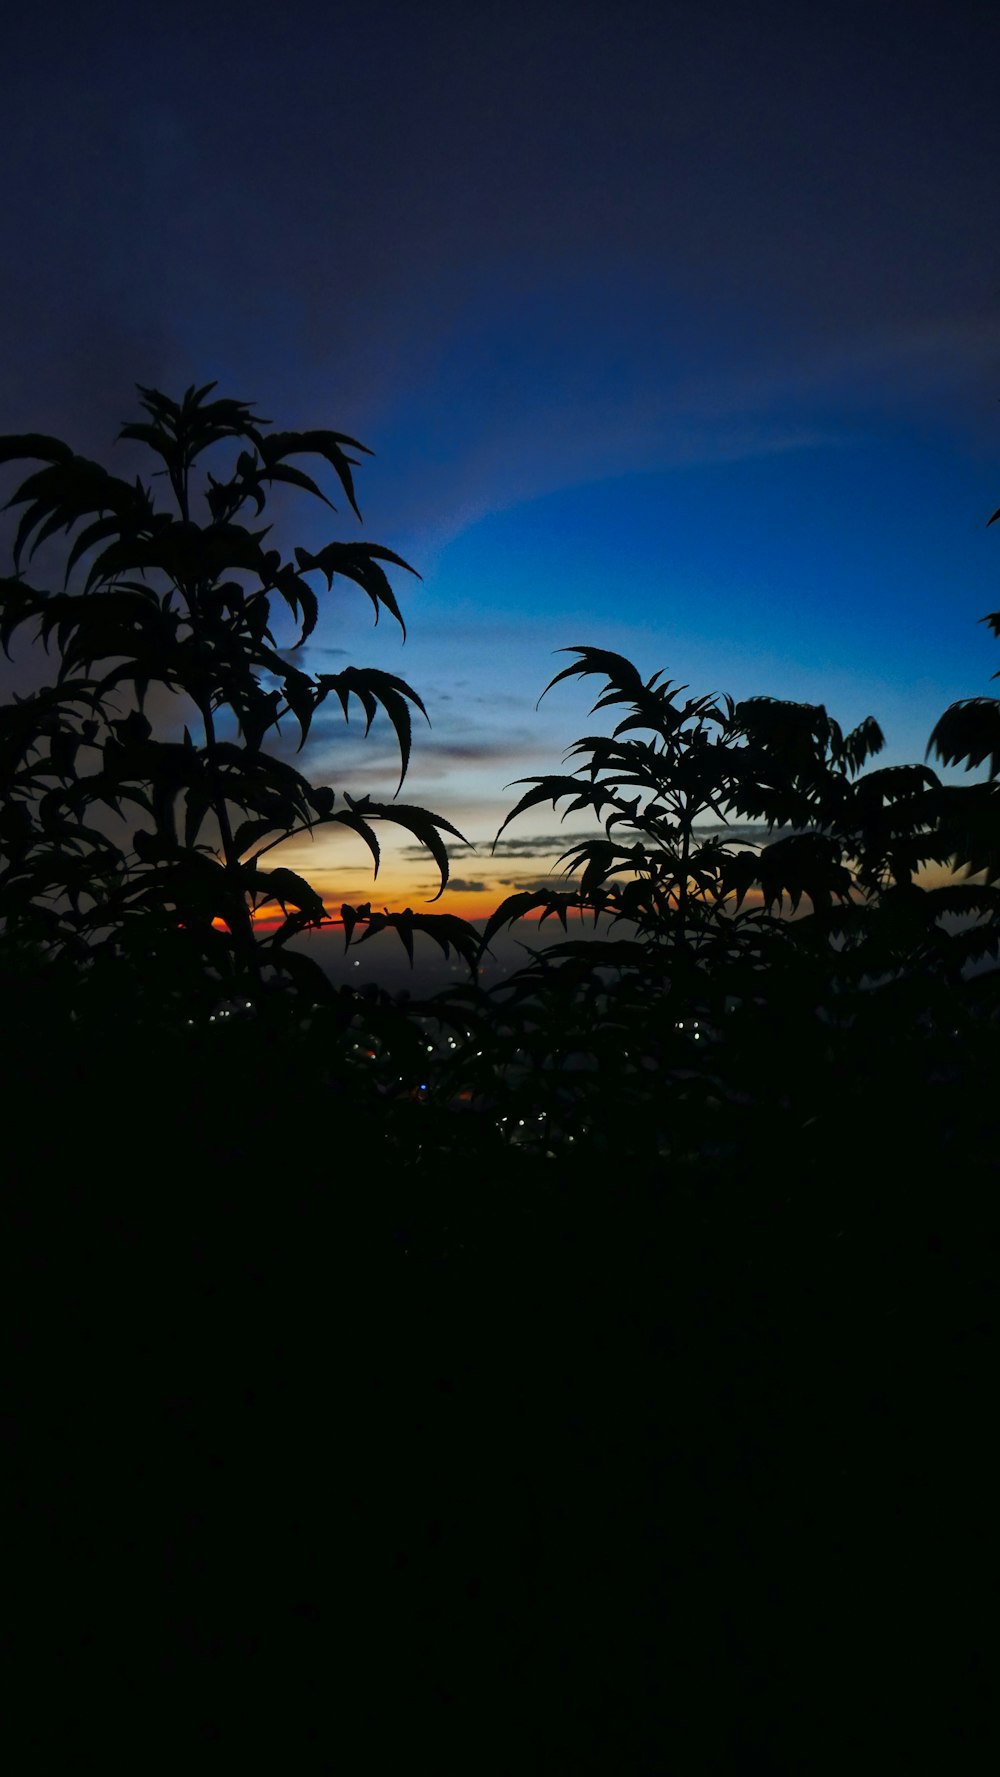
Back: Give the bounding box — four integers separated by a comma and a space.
927, 504, 1000, 880
437, 620, 1000, 1205
0, 384, 480, 1184
2, 388, 997, 1225
6, 401, 994, 1769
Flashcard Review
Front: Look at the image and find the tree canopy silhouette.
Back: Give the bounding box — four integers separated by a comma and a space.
0, 384, 481, 1185
1, 386, 997, 1224
428, 577, 1000, 1202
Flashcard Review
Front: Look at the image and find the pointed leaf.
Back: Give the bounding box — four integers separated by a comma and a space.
294, 542, 418, 639
271, 564, 319, 645
341, 794, 466, 900
327, 809, 382, 875
232, 817, 278, 856
315, 666, 428, 790
0, 433, 73, 468
480, 890, 580, 952
255, 462, 337, 510
928, 698, 1000, 779
247, 865, 325, 923
272, 947, 338, 1002
260, 429, 373, 519
539, 646, 648, 709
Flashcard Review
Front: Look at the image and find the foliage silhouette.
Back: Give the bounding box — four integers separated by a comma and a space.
434, 616, 1000, 1200
0, 384, 483, 1183
926, 509, 1000, 882
7, 426, 992, 1777
2, 386, 998, 1231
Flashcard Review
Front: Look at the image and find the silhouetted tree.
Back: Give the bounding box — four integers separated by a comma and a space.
2, 387, 997, 1224
927, 497, 1000, 884
440, 627, 1000, 1201
0, 384, 479, 1179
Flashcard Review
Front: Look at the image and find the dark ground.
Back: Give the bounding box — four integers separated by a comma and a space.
9, 1071, 995, 1768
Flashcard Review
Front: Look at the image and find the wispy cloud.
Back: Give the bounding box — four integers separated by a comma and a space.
502, 878, 584, 896
399, 830, 596, 863
441, 878, 489, 894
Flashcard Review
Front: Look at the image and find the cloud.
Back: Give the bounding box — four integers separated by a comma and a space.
490, 833, 594, 860
503, 879, 584, 896
421, 738, 532, 765
442, 879, 489, 894
399, 839, 478, 859
295, 698, 541, 772
276, 645, 350, 663
398, 830, 594, 862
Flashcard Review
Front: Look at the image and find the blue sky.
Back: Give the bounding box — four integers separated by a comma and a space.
1, 0, 997, 914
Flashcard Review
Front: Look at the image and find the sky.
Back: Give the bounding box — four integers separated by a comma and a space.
1, 0, 998, 931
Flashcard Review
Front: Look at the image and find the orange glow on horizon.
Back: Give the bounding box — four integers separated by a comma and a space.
209, 859, 975, 941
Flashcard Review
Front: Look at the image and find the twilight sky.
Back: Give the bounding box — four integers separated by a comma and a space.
1, 0, 998, 920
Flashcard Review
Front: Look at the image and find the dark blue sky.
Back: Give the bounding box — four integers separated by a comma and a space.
1, 0, 997, 910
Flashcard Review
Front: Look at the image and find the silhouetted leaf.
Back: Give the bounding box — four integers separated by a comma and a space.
480, 890, 582, 952
250, 461, 337, 512
928, 698, 1000, 779
270, 565, 319, 645
260, 429, 372, 519
0, 433, 74, 468
339, 795, 467, 899
230, 816, 278, 856
277, 666, 317, 751
340, 902, 366, 948
839, 715, 886, 774
61, 515, 132, 588
272, 947, 339, 1002
247, 865, 326, 923
294, 542, 417, 638
0, 576, 47, 657
328, 809, 382, 875
540, 646, 648, 709
316, 666, 429, 789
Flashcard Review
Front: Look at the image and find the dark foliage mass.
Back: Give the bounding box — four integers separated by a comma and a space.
444, 641, 1000, 1212
5, 388, 996, 1760
1, 384, 998, 1230
0, 384, 483, 1198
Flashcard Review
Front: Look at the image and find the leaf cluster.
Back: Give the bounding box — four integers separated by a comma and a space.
0, 383, 474, 1041
438, 565, 1000, 1179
